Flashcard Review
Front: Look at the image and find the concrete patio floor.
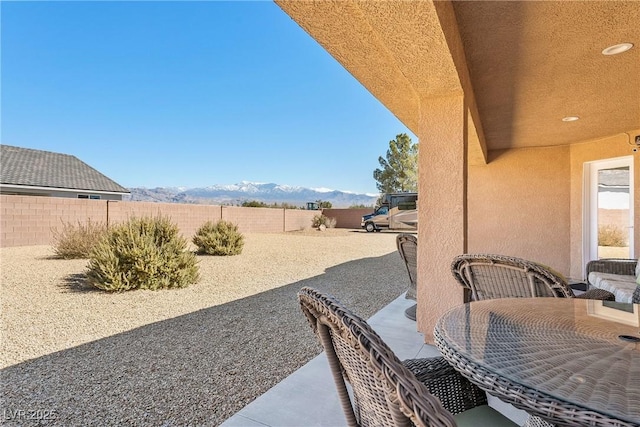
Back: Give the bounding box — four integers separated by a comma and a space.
220, 294, 530, 427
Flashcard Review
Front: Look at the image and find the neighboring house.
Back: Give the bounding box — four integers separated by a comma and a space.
275, 1, 640, 338
0, 144, 130, 200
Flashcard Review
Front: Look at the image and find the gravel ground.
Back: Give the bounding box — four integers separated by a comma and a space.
0, 229, 409, 426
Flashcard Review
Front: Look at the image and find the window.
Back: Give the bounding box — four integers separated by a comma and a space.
376, 206, 389, 215
78, 194, 101, 200
583, 156, 634, 267
398, 201, 417, 210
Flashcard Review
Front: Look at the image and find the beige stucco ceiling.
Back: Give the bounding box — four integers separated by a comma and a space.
275, 0, 640, 157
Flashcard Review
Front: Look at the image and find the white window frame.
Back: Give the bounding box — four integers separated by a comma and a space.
582, 156, 634, 269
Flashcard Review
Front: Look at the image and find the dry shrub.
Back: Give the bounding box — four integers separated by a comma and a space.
52, 219, 107, 259
598, 224, 628, 247
193, 220, 244, 256
87, 215, 199, 292
311, 214, 337, 229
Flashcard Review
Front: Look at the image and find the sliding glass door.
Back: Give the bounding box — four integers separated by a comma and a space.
584, 156, 634, 265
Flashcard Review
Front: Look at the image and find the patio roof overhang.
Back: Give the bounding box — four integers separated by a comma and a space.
275, 0, 640, 162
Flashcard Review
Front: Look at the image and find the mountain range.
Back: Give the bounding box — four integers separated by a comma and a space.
126, 182, 378, 208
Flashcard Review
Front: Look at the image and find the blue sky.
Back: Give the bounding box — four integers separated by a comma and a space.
1, 1, 415, 195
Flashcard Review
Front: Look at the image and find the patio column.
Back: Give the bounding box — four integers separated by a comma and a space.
417, 94, 467, 343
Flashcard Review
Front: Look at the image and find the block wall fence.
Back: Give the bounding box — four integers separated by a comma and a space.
322, 208, 372, 229
0, 195, 368, 248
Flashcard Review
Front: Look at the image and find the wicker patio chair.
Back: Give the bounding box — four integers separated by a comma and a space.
396, 233, 418, 320
586, 258, 637, 278
298, 286, 518, 426
586, 258, 639, 303
451, 254, 615, 302
450, 254, 615, 427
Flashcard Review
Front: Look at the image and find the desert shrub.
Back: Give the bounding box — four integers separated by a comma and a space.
242, 200, 268, 208
311, 214, 337, 229
598, 224, 628, 247
52, 219, 107, 259
86, 215, 199, 292
315, 200, 332, 208
241, 200, 300, 209
193, 220, 244, 255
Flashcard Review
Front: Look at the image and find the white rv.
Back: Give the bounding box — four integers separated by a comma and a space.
361, 192, 418, 232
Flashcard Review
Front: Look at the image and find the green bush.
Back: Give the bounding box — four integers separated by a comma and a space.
598, 224, 628, 247
311, 214, 337, 229
241, 200, 300, 209
241, 200, 268, 208
86, 215, 199, 292
52, 219, 107, 259
193, 220, 244, 255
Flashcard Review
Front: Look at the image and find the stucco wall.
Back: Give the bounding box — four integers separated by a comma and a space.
468, 146, 572, 275
0, 195, 318, 247
417, 132, 638, 342
417, 95, 467, 342
466, 132, 639, 280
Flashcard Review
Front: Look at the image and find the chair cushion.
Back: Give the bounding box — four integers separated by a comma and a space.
453, 405, 519, 427
588, 272, 637, 303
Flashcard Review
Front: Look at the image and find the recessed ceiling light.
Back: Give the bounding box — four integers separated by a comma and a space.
602, 43, 634, 55
562, 116, 580, 122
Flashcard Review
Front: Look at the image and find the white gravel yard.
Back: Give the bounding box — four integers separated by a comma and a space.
0, 229, 410, 426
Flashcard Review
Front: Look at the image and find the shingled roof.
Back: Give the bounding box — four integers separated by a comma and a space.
0, 144, 129, 194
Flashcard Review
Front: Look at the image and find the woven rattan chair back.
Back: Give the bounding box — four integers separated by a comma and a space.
298, 287, 458, 427
451, 254, 574, 301
397, 234, 418, 301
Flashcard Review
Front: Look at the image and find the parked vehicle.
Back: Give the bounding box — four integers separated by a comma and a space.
361, 192, 417, 232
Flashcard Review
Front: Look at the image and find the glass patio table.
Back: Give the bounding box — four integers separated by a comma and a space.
434, 298, 640, 427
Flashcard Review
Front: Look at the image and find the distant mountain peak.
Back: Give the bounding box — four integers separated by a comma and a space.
127, 181, 378, 208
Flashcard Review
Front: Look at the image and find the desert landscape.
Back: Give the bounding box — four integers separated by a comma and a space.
0, 229, 410, 425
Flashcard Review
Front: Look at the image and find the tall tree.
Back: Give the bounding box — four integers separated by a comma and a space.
373, 133, 418, 194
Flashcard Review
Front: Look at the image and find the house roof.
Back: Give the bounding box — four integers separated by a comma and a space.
275, 1, 640, 163
0, 144, 130, 194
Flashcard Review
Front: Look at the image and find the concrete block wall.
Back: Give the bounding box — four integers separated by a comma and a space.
283, 209, 317, 231
222, 206, 285, 233
0, 195, 108, 247
0, 195, 324, 248
599, 209, 630, 231
322, 208, 372, 229
108, 201, 223, 241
